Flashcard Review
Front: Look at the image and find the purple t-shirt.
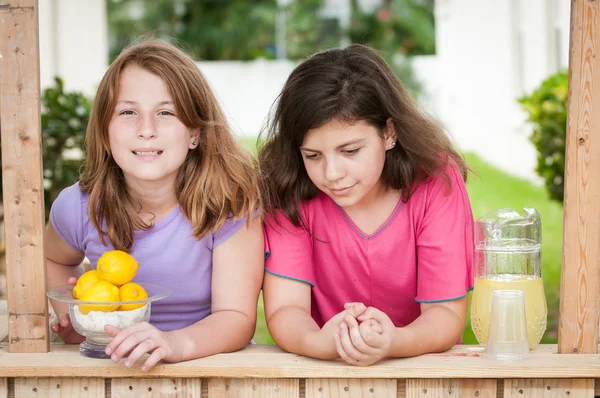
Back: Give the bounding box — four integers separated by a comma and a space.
50, 183, 247, 331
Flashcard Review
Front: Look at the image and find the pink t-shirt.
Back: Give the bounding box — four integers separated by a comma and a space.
264, 166, 474, 328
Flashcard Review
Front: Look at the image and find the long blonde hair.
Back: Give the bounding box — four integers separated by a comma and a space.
80, 39, 258, 251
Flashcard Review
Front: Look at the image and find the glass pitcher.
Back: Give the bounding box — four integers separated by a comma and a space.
470, 207, 547, 349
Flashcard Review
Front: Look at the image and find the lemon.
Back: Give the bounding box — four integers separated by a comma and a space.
72, 270, 100, 299
119, 282, 148, 311
96, 250, 139, 286
79, 280, 120, 315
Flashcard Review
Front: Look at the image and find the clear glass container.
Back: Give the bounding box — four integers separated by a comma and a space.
470, 207, 547, 349
47, 283, 171, 358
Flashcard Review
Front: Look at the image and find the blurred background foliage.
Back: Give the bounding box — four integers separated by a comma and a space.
107, 0, 434, 91
41, 78, 90, 220
519, 71, 568, 203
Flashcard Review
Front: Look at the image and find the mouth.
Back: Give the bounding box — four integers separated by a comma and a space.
132, 150, 163, 156
330, 183, 357, 194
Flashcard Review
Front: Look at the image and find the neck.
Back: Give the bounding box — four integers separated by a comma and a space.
344, 179, 397, 215
125, 178, 178, 217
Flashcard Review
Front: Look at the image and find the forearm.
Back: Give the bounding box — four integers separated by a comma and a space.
268, 306, 336, 360
167, 310, 256, 361
390, 305, 464, 357
47, 258, 80, 316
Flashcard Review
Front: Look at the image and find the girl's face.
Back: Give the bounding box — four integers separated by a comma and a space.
108, 65, 198, 188
300, 119, 396, 210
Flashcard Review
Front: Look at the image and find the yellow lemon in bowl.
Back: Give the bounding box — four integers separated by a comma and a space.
96, 250, 139, 286
73, 270, 101, 299
119, 282, 148, 311
79, 280, 120, 315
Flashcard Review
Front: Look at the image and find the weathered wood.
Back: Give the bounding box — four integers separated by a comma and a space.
305, 378, 396, 397
503, 379, 594, 398
13, 378, 104, 397
559, 0, 600, 354
406, 379, 496, 398
111, 378, 201, 397
207, 378, 299, 397
0, 345, 596, 379
0, 0, 48, 353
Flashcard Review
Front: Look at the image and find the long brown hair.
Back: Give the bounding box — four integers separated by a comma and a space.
80, 39, 258, 251
258, 44, 468, 227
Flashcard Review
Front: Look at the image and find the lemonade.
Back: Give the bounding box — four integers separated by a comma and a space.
470, 274, 547, 349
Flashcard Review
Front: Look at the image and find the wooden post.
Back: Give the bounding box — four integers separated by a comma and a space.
559, 0, 600, 354
0, 0, 49, 352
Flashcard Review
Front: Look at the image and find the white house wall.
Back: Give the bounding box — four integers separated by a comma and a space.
39, 0, 108, 95
434, 0, 570, 181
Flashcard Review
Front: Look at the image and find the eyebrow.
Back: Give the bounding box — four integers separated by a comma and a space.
300, 139, 366, 152
116, 100, 174, 106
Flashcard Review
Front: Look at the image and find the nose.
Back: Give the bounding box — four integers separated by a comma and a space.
324, 157, 345, 182
138, 114, 157, 139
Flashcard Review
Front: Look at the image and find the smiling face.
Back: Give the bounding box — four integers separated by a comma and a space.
300, 119, 396, 210
108, 65, 199, 188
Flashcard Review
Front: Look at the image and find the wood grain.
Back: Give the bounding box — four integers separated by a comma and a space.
559, 0, 600, 354
0, 0, 48, 353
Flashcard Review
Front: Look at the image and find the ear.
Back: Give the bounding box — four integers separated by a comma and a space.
384, 118, 397, 151
189, 128, 200, 149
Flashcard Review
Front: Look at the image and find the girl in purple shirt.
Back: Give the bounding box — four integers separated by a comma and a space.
259, 44, 474, 365
47, 40, 263, 371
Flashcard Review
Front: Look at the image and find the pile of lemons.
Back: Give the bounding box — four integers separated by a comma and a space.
73, 250, 148, 314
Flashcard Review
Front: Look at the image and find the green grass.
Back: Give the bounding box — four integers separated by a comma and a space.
245, 139, 563, 345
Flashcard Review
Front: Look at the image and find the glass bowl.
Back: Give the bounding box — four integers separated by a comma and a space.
47, 283, 171, 359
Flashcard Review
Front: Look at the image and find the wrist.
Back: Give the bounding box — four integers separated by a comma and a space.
303, 329, 337, 360
389, 326, 411, 357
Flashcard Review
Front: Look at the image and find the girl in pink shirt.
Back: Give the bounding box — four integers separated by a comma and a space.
259, 44, 474, 365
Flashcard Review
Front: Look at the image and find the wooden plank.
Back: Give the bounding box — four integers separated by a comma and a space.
503, 379, 594, 398
0, 345, 598, 379
406, 380, 496, 398
559, 0, 600, 354
0, 0, 48, 353
305, 378, 396, 397
0, 378, 6, 398
406, 380, 459, 398
207, 379, 299, 397
111, 378, 201, 397
14, 378, 104, 397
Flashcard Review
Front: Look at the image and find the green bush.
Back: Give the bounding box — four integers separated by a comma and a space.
518, 71, 568, 202
41, 77, 90, 219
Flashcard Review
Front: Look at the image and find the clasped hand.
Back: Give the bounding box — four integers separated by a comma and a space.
331, 302, 395, 366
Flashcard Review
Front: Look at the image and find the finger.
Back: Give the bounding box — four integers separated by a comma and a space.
141, 347, 167, 372
104, 325, 122, 338
344, 315, 378, 355
343, 302, 366, 318
110, 324, 158, 361
361, 320, 387, 347
369, 319, 384, 334
58, 313, 70, 328
338, 322, 368, 362
105, 322, 150, 356
357, 307, 386, 323
333, 333, 355, 365
67, 277, 77, 285
124, 339, 159, 368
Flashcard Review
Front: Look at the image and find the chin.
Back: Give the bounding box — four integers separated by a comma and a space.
327, 194, 361, 209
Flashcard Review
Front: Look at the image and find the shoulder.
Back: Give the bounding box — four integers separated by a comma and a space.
414, 164, 467, 200
265, 193, 335, 233
53, 182, 89, 208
